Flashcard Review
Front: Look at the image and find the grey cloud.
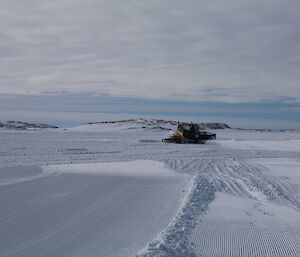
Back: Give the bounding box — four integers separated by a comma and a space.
0, 0, 299, 102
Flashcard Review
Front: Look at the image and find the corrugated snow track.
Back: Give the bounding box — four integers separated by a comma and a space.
191, 219, 300, 257
190, 191, 300, 257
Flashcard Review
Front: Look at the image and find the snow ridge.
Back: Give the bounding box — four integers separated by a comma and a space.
135, 175, 215, 257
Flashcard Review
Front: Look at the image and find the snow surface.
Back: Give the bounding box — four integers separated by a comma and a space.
191, 192, 300, 257
43, 160, 179, 177
220, 138, 300, 152
0, 161, 190, 257
0, 120, 299, 257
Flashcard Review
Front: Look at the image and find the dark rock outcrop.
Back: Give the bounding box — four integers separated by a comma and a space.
0, 121, 59, 130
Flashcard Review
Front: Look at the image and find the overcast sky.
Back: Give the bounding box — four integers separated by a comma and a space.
0, 1, 299, 127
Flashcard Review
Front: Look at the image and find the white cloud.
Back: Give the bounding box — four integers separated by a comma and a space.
0, 0, 299, 103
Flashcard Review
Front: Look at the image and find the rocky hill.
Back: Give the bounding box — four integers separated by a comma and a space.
0, 121, 59, 130
88, 118, 230, 131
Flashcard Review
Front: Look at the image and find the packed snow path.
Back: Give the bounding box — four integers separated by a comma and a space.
0, 161, 190, 257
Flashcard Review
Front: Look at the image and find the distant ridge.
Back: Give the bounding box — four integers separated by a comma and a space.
88, 118, 230, 130
0, 121, 59, 130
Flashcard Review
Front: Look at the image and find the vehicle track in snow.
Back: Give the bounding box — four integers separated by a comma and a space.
167, 157, 300, 209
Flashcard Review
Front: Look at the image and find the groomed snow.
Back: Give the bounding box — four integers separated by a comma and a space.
191, 192, 300, 257
0, 161, 190, 257
219, 139, 300, 152
250, 158, 300, 184
43, 160, 178, 177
